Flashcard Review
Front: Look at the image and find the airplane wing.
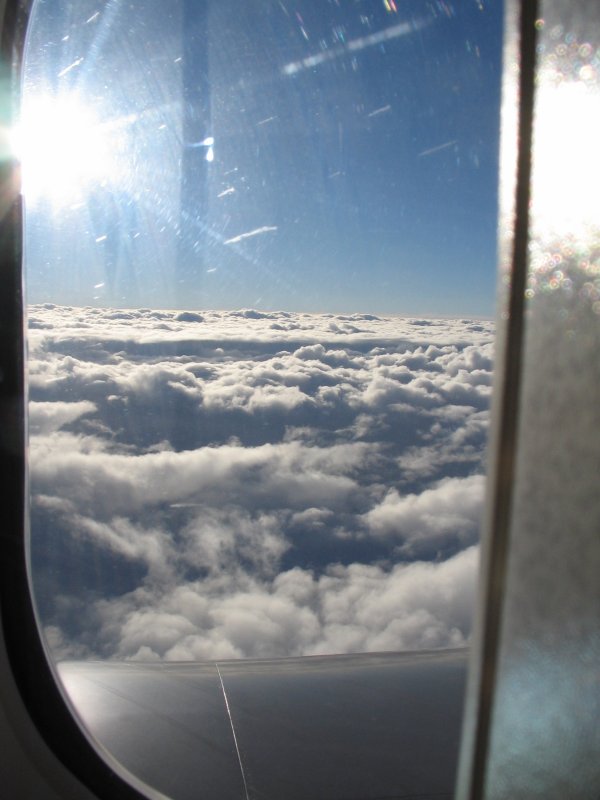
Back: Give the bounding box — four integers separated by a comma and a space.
58, 648, 466, 800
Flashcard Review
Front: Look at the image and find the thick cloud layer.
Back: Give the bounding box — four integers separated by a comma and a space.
28, 305, 493, 661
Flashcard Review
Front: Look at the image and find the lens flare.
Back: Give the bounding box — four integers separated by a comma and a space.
12, 94, 117, 207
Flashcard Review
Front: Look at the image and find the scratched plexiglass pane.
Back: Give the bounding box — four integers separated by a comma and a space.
25, 0, 502, 666
17, 0, 501, 798
23, 2, 502, 797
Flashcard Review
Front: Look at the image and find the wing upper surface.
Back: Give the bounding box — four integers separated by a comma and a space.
58, 649, 467, 800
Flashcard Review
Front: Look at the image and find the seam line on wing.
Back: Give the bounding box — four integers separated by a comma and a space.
215, 662, 250, 800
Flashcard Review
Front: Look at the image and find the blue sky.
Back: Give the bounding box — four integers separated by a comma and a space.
23, 0, 503, 316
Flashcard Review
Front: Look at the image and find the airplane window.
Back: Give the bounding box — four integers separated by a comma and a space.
19, 0, 503, 797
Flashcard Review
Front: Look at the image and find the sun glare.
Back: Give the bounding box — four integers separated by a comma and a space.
532, 80, 600, 243
12, 94, 117, 207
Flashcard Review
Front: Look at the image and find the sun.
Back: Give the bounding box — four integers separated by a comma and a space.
12, 93, 118, 207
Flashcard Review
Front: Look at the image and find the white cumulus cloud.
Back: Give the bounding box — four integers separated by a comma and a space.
27, 304, 493, 661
